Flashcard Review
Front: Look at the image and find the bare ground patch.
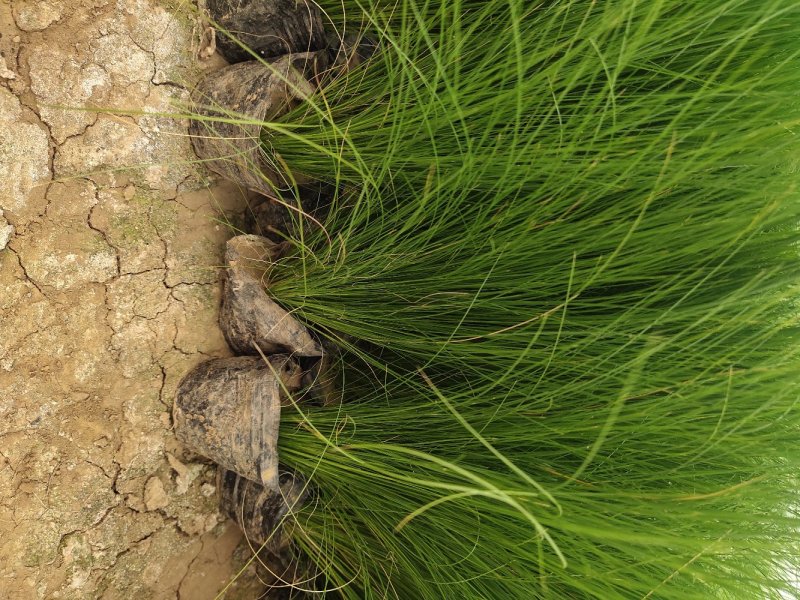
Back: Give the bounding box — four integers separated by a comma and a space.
0, 1, 266, 597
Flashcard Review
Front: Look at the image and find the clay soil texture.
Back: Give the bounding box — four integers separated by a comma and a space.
0, 1, 269, 598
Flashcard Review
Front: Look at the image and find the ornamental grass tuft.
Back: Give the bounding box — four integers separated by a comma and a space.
231, 1, 800, 597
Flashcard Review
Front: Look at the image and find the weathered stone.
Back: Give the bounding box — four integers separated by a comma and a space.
173, 355, 302, 488
220, 234, 322, 356
217, 466, 306, 552
207, 0, 327, 64
189, 54, 325, 196
0, 53, 16, 79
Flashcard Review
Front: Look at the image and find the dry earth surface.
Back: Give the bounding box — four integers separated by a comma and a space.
0, 1, 270, 597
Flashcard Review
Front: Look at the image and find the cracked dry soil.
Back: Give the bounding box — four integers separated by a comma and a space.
1, 1, 270, 598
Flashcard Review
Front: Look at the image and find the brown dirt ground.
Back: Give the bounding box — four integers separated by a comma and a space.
0, 1, 270, 597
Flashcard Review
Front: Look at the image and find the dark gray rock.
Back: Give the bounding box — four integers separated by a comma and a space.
217, 466, 307, 551
244, 182, 336, 239
220, 234, 322, 357
189, 54, 327, 197
173, 355, 302, 488
207, 0, 327, 64
326, 30, 379, 74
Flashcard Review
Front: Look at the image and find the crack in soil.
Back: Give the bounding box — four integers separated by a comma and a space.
0, 1, 255, 598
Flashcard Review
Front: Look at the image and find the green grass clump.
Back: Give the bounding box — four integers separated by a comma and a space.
233, 0, 800, 597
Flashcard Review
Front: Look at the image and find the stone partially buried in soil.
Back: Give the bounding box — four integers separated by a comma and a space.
217, 466, 307, 553
220, 234, 322, 357
327, 30, 380, 73
207, 0, 327, 64
173, 355, 302, 489
244, 181, 336, 239
189, 53, 327, 197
